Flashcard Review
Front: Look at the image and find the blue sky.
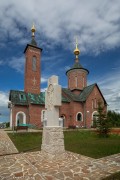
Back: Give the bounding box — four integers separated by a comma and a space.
0, 0, 120, 122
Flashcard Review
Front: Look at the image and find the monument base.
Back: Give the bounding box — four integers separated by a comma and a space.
41, 127, 65, 159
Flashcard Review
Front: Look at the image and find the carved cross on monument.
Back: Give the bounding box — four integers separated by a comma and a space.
41, 75, 65, 159
45, 75, 61, 126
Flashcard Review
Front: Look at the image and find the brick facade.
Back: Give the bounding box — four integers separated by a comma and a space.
9, 29, 107, 129
67, 69, 88, 91
24, 45, 42, 94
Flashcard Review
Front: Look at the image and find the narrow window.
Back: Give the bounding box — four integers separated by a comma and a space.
75, 76, 77, 87
69, 78, 70, 87
19, 94, 26, 100
83, 77, 84, 87
94, 98, 97, 108
92, 99, 94, 109
76, 113, 82, 121
32, 56, 37, 71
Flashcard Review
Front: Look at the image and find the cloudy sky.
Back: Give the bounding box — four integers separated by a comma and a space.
0, 0, 120, 122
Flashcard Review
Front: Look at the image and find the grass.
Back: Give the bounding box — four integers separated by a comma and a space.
64, 131, 120, 158
8, 132, 42, 152
8, 130, 120, 158
102, 171, 120, 180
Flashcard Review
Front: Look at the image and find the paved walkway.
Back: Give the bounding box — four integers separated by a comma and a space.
0, 130, 18, 155
0, 130, 120, 180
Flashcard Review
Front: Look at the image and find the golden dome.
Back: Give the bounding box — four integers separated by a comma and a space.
31, 23, 36, 32
74, 37, 80, 58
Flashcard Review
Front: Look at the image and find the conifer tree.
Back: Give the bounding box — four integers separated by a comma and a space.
96, 102, 111, 137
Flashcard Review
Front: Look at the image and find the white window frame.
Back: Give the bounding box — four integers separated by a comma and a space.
76, 112, 83, 121
16, 111, 26, 126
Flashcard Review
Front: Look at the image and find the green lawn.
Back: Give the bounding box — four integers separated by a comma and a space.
8, 130, 120, 158
64, 131, 120, 158
8, 132, 42, 152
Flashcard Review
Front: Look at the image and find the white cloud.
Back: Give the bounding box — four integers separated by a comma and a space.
41, 77, 48, 83
97, 69, 120, 113
8, 56, 24, 73
0, 91, 8, 107
41, 88, 47, 92
0, 91, 9, 122
0, 0, 120, 54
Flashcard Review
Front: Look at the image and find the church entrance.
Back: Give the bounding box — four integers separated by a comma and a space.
92, 111, 99, 127
16, 112, 26, 126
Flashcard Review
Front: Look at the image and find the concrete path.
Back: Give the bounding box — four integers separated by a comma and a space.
0, 130, 120, 180
0, 130, 18, 155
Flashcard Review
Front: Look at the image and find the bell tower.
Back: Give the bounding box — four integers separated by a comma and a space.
66, 38, 89, 92
24, 24, 42, 94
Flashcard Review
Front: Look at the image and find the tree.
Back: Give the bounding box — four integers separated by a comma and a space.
6, 122, 10, 128
96, 102, 111, 137
107, 110, 120, 127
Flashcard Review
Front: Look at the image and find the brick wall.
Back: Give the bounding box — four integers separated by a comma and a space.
24, 46, 41, 94
67, 69, 88, 91
85, 85, 107, 128
29, 104, 44, 127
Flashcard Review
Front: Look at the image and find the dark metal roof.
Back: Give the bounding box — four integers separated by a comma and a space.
63, 84, 95, 102
24, 44, 42, 53
31, 38, 37, 46
66, 62, 89, 75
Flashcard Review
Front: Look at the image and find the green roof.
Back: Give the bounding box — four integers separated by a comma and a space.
9, 90, 70, 105
9, 84, 106, 105
9, 90, 28, 105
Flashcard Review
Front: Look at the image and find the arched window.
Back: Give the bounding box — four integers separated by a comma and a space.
92, 111, 99, 127
32, 56, 37, 71
76, 112, 83, 121
16, 112, 26, 126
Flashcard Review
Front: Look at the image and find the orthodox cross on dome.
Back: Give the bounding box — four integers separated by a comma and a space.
31, 23, 36, 37
74, 37, 80, 63
31, 23, 37, 46
33, 77, 37, 85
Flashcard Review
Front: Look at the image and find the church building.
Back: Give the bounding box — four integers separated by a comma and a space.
8, 25, 107, 128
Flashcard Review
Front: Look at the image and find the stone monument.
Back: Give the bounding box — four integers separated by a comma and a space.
41, 75, 65, 158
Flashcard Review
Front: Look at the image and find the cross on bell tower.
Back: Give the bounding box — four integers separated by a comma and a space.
24, 24, 42, 94
66, 38, 89, 92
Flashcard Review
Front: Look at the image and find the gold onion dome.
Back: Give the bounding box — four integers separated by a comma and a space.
31, 24, 36, 37
74, 38, 80, 58
31, 23, 37, 46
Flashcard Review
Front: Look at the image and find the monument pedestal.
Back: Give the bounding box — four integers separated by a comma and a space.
41, 127, 65, 159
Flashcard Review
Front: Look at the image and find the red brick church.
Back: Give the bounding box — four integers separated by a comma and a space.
8, 25, 107, 128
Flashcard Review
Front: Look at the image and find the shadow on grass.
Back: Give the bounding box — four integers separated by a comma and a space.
102, 171, 120, 180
